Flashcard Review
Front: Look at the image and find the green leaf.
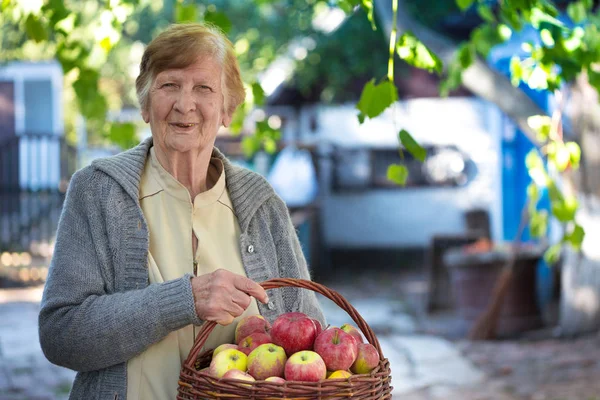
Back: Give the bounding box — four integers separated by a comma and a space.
551, 196, 578, 222
1, 0, 10, 11
471, 24, 509, 58
530, 209, 548, 238
565, 224, 585, 249
567, 2, 587, 23
529, 7, 565, 30
109, 122, 137, 149
544, 243, 562, 265
396, 32, 443, 74
356, 78, 398, 123
399, 129, 426, 162
204, 10, 232, 33
387, 164, 408, 185
477, 5, 496, 23
510, 57, 523, 86
553, 142, 571, 172
175, 3, 198, 23
527, 115, 552, 142
456, 0, 475, 12
566, 142, 581, 169
457, 43, 474, 69
252, 82, 265, 106
338, 0, 360, 13
527, 182, 540, 213
25, 14, 48, 43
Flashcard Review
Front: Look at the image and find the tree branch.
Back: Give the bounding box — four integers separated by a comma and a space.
374, 0, 547, 146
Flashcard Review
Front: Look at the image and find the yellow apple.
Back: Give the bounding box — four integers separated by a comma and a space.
209, 348, 247, 378
212, 343, 238, 359
327, 370, 352, 379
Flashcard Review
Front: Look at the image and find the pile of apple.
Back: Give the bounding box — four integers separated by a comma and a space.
204, 312, 380, 383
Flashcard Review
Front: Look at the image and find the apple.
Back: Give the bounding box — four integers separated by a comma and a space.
284, 350, 326, 382
221, 368, 256, 386
235, 315, 271, 344
340, 323, 364, 344
313, 327, 358, 371
327, 370, 352, 379
265, 376, 286, 383
271, 312, 319, 356
213, 343, 239, 359
350, 343, 380, 374
237, 332, 272, 355
208, 348, 248, 378
312, 318, 323, 337
247, 343, 287, 380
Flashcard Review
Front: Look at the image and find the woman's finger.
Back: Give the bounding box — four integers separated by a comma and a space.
231, 292, 251, 309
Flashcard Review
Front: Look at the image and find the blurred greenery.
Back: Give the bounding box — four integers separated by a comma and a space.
2, 0, 600, 256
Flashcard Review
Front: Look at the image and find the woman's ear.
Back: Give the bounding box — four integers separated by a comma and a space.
141, 108, 150, 123
222, 111, 233, 128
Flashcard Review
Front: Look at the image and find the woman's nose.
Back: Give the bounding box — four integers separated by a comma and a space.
174, 89, 196, 114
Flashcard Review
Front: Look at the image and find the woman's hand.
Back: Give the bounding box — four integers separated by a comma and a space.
190, 269, 269, 325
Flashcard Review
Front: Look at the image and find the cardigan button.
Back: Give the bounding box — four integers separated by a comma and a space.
267, 301, 275, 310
247, 245, 255, 254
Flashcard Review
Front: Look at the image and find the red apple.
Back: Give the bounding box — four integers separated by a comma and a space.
271, 312, 318, 356
340, 323, 364, 344
235, 315, 271, 344
247, 343, 287, 380
221, 369, 256, 386
237, 332, 272, 355
350, 343, 379, 374
284, 350, 326, 382
265, 376, 286, 383
313, 327, 358, 371
312, 318, 323, 337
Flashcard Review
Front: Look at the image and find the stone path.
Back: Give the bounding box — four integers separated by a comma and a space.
4, 285, 599, 400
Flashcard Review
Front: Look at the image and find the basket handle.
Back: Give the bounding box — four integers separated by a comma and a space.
184, 277, 383, 370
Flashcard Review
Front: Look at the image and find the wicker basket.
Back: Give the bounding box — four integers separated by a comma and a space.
178, 278, 393, 399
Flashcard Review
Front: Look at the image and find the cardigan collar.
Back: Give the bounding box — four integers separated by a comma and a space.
91, 137, 275, 232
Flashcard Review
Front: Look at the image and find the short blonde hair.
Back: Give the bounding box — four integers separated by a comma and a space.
135, 23, 245, 117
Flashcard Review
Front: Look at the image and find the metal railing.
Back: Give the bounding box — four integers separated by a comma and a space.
0, 133, 76, 285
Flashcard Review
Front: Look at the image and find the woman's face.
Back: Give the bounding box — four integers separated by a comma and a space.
142, 56, 232, 154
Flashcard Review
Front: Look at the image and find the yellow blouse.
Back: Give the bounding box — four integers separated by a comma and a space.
126, 147, 260, 400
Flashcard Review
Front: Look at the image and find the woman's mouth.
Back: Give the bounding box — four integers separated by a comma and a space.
171, 123, 197, 128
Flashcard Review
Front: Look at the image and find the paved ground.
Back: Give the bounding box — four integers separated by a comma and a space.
1, 276, 600, 400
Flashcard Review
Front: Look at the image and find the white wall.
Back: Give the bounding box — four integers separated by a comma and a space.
297, 98, 504, 248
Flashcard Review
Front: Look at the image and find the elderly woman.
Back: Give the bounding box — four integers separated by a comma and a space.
39, 23, 325, 400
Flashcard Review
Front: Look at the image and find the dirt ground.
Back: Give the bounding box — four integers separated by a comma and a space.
319, 254, 600, 400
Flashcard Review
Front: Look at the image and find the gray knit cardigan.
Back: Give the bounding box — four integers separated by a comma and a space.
39, 137, 325, 400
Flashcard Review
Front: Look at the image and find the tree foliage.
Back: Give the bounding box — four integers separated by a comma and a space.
2, 0, 599, 257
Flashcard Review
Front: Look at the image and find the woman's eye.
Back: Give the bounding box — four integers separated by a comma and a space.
196, 85, 212, 91
161, 83, 176, 88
